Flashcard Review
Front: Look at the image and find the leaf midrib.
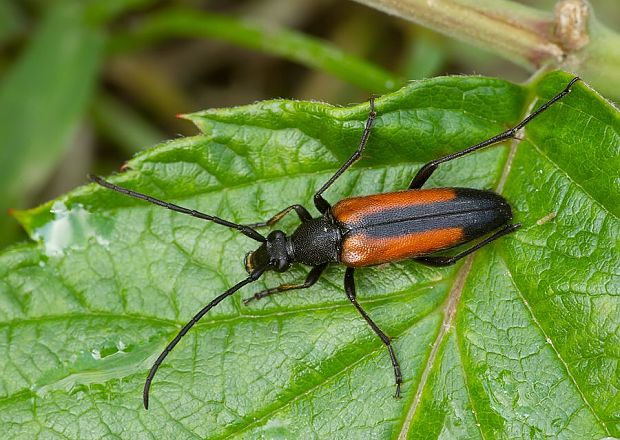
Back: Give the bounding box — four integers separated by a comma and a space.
395, 105, 523, 440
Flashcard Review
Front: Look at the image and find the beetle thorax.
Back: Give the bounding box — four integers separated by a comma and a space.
289, 217, 341, 266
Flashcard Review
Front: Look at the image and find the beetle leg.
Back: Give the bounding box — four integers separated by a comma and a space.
313, 97, 378, 214
415, 223, 521, 266
408, 77, 581, 189
246, 204, 312, 228
243, 263, 327, 304
344, 268, 403, 398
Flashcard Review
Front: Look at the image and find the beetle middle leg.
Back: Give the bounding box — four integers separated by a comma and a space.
243, 263, 327, 304
344, 267, 402, 397
408, 77, 580, 190
246, 204, 312, 228
414, 223, 521, 267
313, 97, 377, 214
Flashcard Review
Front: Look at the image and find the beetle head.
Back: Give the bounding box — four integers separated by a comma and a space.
244, 230, 292, 273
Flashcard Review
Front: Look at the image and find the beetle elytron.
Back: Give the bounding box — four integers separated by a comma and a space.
90, 76, 580, 409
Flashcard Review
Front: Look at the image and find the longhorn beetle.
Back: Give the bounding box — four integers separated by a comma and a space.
90, 76, 580, 409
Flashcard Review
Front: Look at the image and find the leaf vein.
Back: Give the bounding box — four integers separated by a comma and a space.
500, 254, 611, 436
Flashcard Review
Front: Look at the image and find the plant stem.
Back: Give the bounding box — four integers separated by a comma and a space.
352, 0, 620, 96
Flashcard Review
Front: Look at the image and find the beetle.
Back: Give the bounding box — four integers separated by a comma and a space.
90, 76, 580, 409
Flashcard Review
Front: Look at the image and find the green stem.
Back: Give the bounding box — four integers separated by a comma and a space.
573, 21, 620, 97
108, 8, 403, 93
352, 0, 620, 97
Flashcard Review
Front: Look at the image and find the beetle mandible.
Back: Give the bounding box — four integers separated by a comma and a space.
90, 76, 580, 409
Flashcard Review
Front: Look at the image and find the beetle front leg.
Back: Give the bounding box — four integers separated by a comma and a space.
246, 204, 312, 229
344, 268, 402, 397
243, 264, 327, 304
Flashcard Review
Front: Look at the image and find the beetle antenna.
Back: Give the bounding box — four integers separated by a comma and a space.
89, 174, 265, 242
143, 267, 266, 409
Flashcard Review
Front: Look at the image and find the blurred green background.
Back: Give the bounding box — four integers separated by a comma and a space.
0, 0, 618, 248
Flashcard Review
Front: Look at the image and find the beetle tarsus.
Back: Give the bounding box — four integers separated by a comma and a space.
394, 382, 402, 399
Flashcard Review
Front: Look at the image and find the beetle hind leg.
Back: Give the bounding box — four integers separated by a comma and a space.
415, 223, 521, 267
408, 77, 580, 190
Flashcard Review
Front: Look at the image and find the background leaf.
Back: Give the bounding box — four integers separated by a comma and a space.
1, 72, 618, 439
0, 3, 104, 246
108, 7, 402, 94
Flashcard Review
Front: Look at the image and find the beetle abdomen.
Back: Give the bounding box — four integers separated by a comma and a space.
332, 188, 512, 267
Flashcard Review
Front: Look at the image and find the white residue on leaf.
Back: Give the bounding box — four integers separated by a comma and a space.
32, 201, 111, 257
32, 340, 162, 398
116, 340, 126, 352
96, 236, 110, 247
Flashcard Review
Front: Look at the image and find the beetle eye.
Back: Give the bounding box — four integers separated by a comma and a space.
244, 252, 254, 274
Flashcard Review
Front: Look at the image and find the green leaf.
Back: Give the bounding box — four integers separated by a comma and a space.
0, 3, 104, 246
108, 7, 402, 93
1, 72, 618, 439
